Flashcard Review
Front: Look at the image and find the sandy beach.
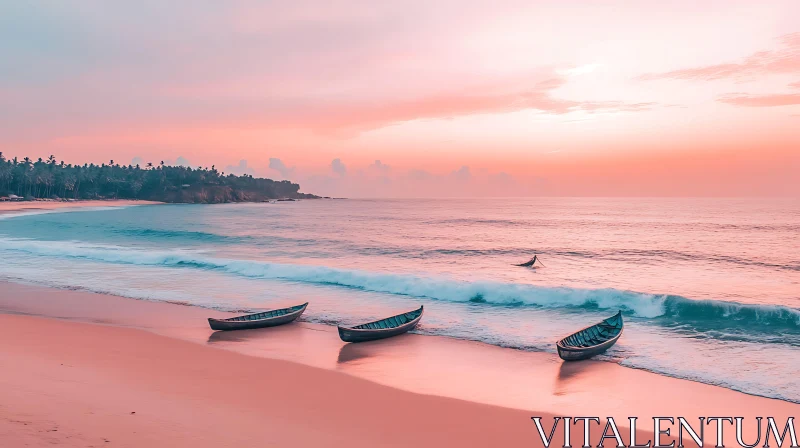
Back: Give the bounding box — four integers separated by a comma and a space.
0, 199, 161, 215
1, 281, 797, 447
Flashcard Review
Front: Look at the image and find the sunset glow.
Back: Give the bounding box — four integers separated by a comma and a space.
1, 1, 798, 196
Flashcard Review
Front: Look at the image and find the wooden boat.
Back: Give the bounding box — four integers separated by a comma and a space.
556, 311, 623, 361
515, 255, 544, 267
338, 306, 423, 343
208, 303, 308, 331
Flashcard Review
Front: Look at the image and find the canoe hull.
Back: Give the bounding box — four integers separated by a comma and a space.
208, 303, 307, 331
556, 311, 623, 361
338, 319, 420, 343
338, 307, 423, 343
556, 330, 622, 361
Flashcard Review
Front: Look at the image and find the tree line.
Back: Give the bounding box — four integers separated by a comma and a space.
0, 153, 317, 203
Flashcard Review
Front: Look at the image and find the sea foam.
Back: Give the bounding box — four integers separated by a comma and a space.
2, 237, 798, 339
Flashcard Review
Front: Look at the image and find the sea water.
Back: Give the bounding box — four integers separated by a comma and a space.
0, 198, 798, 402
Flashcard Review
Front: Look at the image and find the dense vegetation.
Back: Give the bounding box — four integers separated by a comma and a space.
0, 153, 317, 203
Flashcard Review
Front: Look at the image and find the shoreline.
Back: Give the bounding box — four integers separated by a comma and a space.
1, 281, 797, 446
4, 267, 797, 406
0, 199, 162, 215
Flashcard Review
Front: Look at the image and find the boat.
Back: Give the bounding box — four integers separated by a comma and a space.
208, 303, 308, 331
338, 306, 423, 343
556, 311, 623, 361
515, 255, 544, 267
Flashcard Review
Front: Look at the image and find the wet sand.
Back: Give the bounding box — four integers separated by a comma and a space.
1, 282, 797, 447
0, 199, 161, 214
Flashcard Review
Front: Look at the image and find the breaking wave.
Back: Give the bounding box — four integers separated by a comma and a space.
2, 237, 798, 341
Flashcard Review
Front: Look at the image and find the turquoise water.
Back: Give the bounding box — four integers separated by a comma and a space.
0, 199, 798, 401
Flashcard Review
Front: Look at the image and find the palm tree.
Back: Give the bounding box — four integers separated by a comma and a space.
0, 154, 309, 202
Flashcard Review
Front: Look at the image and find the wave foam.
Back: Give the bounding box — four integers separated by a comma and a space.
2, 237, 799, 337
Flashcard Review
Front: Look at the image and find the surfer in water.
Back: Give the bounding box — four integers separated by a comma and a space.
515, 255, 545, 268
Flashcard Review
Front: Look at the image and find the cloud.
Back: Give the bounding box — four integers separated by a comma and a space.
330, 158, 347, 176
367, 160, 390, 175
579, 101, 658, 113
268, 157, 295, 178
299, 164, 540, 198
638, 32, 800, 82
293, 77, 659, 134
718, 93, 800, 107
174, 156, 191, 167
131, 156, 144, 166
1, 69, 658, 140
225, 159, 255, 176
450, 166, 471, 182
790, 81, 800, 89
0, 2, 668, 143
639, 33, 800, 110
488, 171, 515, 186
408, 169, 432, 181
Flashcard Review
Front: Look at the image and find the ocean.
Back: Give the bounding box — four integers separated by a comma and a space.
0, 198, 798, 402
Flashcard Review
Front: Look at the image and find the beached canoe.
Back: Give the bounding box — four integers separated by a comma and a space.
556, 311, 623, 361
208, 303, 308, 331
338, 306, 423, 343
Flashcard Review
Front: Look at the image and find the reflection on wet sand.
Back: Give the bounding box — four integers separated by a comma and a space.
554, 359, 606, 396
337, 343, 372, 363
206, 321, 310, 344
207, 329, 253, 344
336, 333, 421, 363
556, 360, 595, 382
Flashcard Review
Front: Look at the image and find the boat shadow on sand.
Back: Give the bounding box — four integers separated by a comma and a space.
207, 328, 259, 344
336, 333, 417, 364
556, 360, 594, 382
553, 359, 602, 396
206, 324, 307, 344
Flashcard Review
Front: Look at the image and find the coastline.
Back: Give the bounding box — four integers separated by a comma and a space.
0, 199, 162, 215
1, 281, 797, 447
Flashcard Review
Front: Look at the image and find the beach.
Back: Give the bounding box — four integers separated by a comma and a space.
2, 281, 798, 447
0, 199, 161, 215
0, 302, 537, 447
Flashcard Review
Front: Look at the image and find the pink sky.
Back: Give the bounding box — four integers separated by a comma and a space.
1, 1, 798, 196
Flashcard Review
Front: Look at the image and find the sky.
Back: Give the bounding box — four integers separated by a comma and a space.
1, 1, 798, 197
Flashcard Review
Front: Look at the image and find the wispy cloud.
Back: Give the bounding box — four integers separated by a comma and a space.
717, 93, 800, 107
638, 32, 800, 82
279, 76, 659, 134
